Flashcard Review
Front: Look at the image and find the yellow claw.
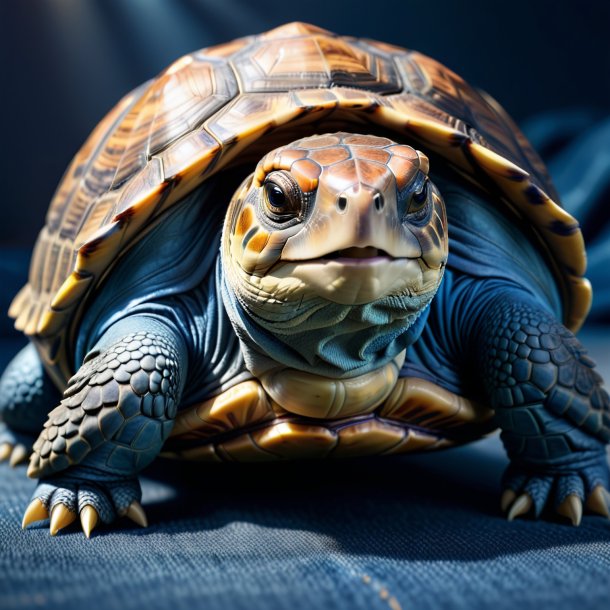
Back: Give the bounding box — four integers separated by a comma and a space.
585, 486, 610, 518
0, 443, 12, 462
22, 499, 49, 529
557, 494, 583, 527
50, 504, 77, 536
500, 489, 517, 513
80, 505, 99, 539
507, 493, 533, 521
9, 444, 29, 467
125, 501, 148, 528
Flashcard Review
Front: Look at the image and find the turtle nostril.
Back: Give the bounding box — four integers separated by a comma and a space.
374, 193, 384, 211
337, 195, 348, 212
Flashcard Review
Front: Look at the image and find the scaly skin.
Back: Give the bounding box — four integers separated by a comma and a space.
475, 292, 610, 524
22, 316, 187, 536
0, 344, 62, 466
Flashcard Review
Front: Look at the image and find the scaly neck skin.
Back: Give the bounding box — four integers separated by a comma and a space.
218, 257, 433, 381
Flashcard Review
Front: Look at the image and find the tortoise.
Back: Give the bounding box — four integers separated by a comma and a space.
0, 22, 608, 538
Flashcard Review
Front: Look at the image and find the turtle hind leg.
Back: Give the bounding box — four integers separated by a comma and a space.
0, 343, 62, 466
23, 315, 187, 537
472, 291, 610, 525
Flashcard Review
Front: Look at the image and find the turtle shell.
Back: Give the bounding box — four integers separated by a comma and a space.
10, 22, 591, 386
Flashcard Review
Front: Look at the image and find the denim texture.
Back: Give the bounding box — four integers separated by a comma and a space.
1, 412, 610, 610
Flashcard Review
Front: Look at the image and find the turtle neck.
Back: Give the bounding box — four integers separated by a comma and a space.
218, 257, 435, 380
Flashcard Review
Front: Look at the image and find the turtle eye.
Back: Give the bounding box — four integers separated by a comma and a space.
407, 178, 429, 216
262, 171, 303, 223
265, 183, 287, 209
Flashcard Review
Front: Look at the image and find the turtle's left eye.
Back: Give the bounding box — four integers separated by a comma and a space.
262, 171, 303, 223
406, 178, 429, 216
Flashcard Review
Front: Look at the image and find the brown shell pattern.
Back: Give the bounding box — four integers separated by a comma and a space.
162, 378, 494, 462
10, 21, 590, 386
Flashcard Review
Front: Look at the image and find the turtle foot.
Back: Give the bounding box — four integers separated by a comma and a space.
501, 463, 610, 526
22, 475, 147, 537
0, 424, 33, 467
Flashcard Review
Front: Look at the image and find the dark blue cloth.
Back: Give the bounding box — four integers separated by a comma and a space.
1, 432, 610, 610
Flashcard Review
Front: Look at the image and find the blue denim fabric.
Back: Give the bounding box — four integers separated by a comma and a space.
1, 422, 610, 610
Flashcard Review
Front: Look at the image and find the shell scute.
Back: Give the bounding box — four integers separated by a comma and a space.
109, 57, 237, 190
44, 85, 145, 235
156, 129, 221, 187
233, 27, 400, 94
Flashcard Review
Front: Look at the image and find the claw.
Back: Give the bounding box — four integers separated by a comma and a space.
585, 486, 610, 518
0, 443, 12, 462
557, 494, 583, 526
507, 493, 533, 521
80, 505, 99, 539
501, 489, 517, 513
22, 498, 49, 529
49, 504, 77, 536
9, 444, 28, 467
125, 501, 148, 528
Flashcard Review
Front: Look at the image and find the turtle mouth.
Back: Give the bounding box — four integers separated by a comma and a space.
321, 246, 394, 264
259, 255, 435, 306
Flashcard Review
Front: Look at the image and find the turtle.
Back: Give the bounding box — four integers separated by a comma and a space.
1, 22, 609, 538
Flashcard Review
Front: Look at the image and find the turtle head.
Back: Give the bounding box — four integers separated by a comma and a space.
223, 132, 447, 305
221, 132, 448, 376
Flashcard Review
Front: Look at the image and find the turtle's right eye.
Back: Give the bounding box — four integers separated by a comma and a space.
265, 183, 287, 210
262, 171, 303, 223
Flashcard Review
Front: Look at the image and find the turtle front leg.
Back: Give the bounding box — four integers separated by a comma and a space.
473, 293, 610, 525
22, 316, 187, 537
